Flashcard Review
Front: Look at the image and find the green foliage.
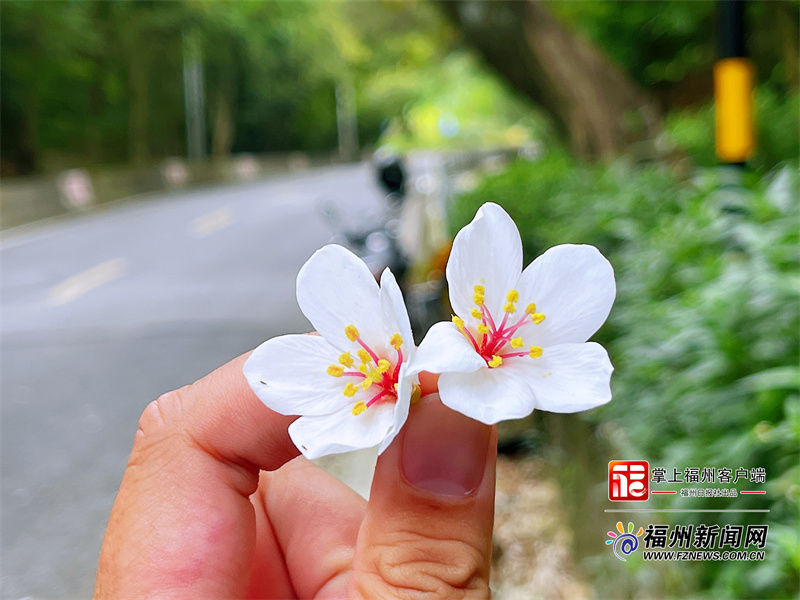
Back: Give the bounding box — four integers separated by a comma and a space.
551, 0, 716, 88
450, 155, 799, 598
0, 0, 447, 173
550, 1, 798, 95
3, 0, 795, 175
372, 51, 549, 151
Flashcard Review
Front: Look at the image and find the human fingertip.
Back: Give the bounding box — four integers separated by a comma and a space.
417, 371, 439, 396
401, 393, 490, 497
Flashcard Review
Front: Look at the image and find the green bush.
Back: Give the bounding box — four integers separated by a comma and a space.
449, 154, 799, 599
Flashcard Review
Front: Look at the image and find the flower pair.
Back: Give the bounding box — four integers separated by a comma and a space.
244, 202, 615, 459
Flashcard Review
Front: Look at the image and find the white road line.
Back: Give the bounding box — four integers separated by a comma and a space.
189, 207, 233, 237
48, 258, 126, 306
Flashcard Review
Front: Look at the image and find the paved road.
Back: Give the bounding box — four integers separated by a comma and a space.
1, 163, 390, 599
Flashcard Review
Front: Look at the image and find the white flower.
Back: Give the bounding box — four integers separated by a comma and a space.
409, 202, 615, 425
243, 245, 418, 459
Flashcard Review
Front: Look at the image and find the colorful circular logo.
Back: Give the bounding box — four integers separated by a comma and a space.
606, 521, 644, 561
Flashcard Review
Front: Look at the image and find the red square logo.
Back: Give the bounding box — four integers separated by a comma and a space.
609, 460, 649, 501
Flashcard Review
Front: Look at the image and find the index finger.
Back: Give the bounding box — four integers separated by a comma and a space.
180, 351, 300, 474
95, 352, 300, 599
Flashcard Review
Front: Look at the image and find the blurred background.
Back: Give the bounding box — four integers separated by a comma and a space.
1, 1, 797, 598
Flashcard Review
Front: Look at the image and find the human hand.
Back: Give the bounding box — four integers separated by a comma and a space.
94, 352, 497, 599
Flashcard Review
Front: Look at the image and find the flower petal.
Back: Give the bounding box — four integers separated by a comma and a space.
407, 321, 486, 376
377, 366, 412, 454
379, 267, 414, 356
525, 342, 613, 413
515, 244, 615, 346
437, 360, 537, 425
446, 202, 523, 319
296, 244, 386, 352
289, 401, 396, 459
243, 334, 349, 416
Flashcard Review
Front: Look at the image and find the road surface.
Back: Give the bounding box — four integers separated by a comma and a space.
1, 163, 391, 598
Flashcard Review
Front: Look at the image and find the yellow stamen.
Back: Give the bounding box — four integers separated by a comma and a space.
351, 401, 366, 415
474, 285, 485, 295
343, 383, 358, 397
471, 308, 483, 319
361, 377, 373, 391
452, 315, 464, 330
338, 352, 354, 367
506, 289, 519, 303
529, 346, 543, 359
488, 355, 503, 368
410, 385, 422, 405
345, 325, 360, 341
357, 348, 372, 364
390, 333, 403, 349
477, 323, 490, 334
525, 303, 537, 314
504, 303, 517, 313
510, 337, 524, 348
532, 313, 546, 324
377, 359, 391, 373
358, 363, 368, 375
326, 365, 344, 377
473, 293, 485, 305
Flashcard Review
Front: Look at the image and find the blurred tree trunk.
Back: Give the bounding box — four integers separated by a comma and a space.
88, 2, 110, 163
127, 36, 150, 164
0, 98, 38, 176
212, 87, 235, 157
439, 0, 662, 159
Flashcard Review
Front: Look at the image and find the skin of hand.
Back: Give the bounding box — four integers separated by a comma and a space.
94, 351, 497, 599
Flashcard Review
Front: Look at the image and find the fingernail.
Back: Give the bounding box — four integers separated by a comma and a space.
401, 393, 491, 497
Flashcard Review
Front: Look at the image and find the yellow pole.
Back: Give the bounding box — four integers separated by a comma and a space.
714, 58, 755, 163
714, 1, 754, 165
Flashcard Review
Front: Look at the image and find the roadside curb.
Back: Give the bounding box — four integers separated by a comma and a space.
0, 152, 344, 232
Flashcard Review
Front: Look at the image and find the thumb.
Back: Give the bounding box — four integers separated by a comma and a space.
352, 393, 496, 599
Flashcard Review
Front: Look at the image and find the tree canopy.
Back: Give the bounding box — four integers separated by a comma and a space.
1, 0, 796, 175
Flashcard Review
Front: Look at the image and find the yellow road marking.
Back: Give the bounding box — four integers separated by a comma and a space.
190, 207, 233, 237
48, 258, 126, 306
